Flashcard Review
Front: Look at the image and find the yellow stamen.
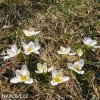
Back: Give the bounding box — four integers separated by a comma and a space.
21, 75, 27, 81
27, 47, 32, 52
53, 76, 61, 82
74, 65, 81, 71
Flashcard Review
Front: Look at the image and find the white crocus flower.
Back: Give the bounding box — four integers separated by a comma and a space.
35, 63, 53, 74
51, 67, 70, 86
3, 44, 21, 60
57, 46, 76, 55
83, 37, 100, 49
22, 40, 40, 55
10, 65, 33, 84
76, 48, 83, 57
23, 28, 40, 37
67, 59, 84, 74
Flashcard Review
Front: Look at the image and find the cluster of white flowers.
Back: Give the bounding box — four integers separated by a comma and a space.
2, 28, 100, 86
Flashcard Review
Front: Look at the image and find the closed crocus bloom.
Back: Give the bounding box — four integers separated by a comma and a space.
35, 63, 53, 74
51, 67, 70, 86
22, 40, 40, 55
57, 46, 76, 55
10, 65, 33, 84
76, 48, 83, 57
67, 59, 84, 74
83, 37, 100, 49
3, 44, 21, 60
23, 28, 40, 37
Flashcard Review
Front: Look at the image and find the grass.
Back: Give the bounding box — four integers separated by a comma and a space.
0, 0, 100, 100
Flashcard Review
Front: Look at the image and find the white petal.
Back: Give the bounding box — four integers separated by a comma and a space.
4, 56, 11, 60
33, 51, 39, 54
43, 63, 48, 73
60, 46, 66, 52
22, 42, 28, 50
57, 50, 64, 54
25, 78, 33, 84
48, 66, 54, 72
93, 46, 100, 49
77, 48, 83, 57
32, 31, 40, 35
52, 67, 57, 76
90, 40, 97, 46
74, 69, 84, 74
83, 37, 91, 45
21, 65, 30, 77
32, 40, 40, 51
37, 63, 43, 73
7, 49, 13, 55
83, 37, 97, 46
68, 52, 76, 56
65, 47, 71, 54
23, 30, 32, 36
11, 45, 18, 53
10, 77, 21, 83
51, 80, 58, 86
17, 49, 21, 54
67, 63, 74, 70
62, 76, 70, 82
74, 59, 84, 68
15, 70, 22, 78
35, 71, 41, 74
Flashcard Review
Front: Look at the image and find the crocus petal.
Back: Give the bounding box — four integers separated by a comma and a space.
90, 40, 97, 46
21, 65, 30, 77
32, 31, 40, 35
15, 70, 22, 78
4, 56, 11, 60
17, 49, 21, 54
68, 52, 76, 56
93, 46, 100, 49
74, 59, 84, 68
62, 76, 70, 82
32, 40, 40, 51
52, 67, 57, 76
51, 80, 58, 86
23, 30, 32, 36
74, 69, 84, 74
43, 63, 48, 73
7, 49, 13, 55
48, 67, 54, 72
83, 37, 97, 46
21, 42, 27, 50
33, 51, 39, 54
67, 63, 74, 70
37, 63, 43, 73
10, 45, 19, 54
77, 48, 83, 57
25, 78, 33, 84
65, 47, 71, 54
10, 77, 21, 83
35, 71, 41, 74
57, 50, 63, 54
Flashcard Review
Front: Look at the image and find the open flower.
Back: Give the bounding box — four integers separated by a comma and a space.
51, 67, 70, 86
57, 46, 76, 55
35, 63, 53, 74
22, 40, 40, 55
3, 44, 21, 60
83, 37, 100, 49
10, 65, 33, 84
23, 28, 40, 37
67, 59, 84, 74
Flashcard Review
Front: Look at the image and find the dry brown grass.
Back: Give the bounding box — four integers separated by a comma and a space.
0, 0, 100, 100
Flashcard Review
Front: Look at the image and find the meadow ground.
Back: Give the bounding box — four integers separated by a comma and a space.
0, 0, 100, 100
